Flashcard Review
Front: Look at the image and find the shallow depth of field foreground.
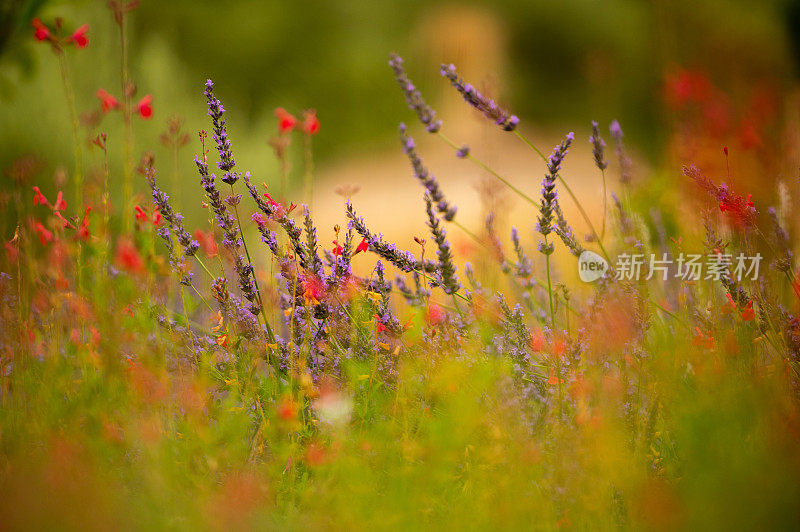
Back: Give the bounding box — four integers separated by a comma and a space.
1, 1, 800, 530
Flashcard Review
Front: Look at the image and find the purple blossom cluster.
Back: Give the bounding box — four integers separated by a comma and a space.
346, 201, 438, 276
399, 123, 457, 221
440, 63, 519, 131
389, 53, 442, 133
589, 121, 608, 171
424, 194, 460, 295
537, 133, 574, 254
204, 79, 240, 185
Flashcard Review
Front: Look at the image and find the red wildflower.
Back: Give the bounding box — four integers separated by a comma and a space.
152, 205, 162, 226
134, 205, 148, 223
52, 191, 66, 211
194, 229, 218, 257
33, 222, 53, 245
530, 330, 545, 351
355, 238, 368, 254
32, 186, 49, 207
274, 108, 297, 133
741, 300, 755, 322
374, 314, 387, 334
301, 109, 320, 135
425, 302, 444, 326
5, 240, 18, 263
77, 207, 92, 240
721, 293, 736, 315
302, 275, 325, 305
69, 23, 89, 48
97, 89, 120, 113
692, 327, 715, 350
32, 18, 49, 41
664, 68, 711, 109
137, 94, 153, 119
115, 239, 144, 273
277, 397, 297, 421
548, 368, 564, 387
332, 240, 343, 256
216, 334, 229, 348
54, 211, 75, 230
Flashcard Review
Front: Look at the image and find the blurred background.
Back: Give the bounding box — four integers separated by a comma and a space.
1, 0, 798, 277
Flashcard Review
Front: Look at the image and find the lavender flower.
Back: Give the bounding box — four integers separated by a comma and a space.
768, 207, 793, 273
346, 201, 438, 275
144, 166, 199, 257
537, 133, 574, 254
510, 227, 533, 281
553, 202, 584, 257
424, 193, 460, 294
440, 63, 519, 131
589, 121, 608, 171
303, 206, 324, 277
399, 123, 457, 221
196, 133, 259, 314
610, 119, 632, 185
389, 53, 441, 133
456, 145, 470, 158
205, 80, 241, 185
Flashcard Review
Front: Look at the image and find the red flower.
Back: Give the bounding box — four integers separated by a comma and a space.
134, 205, 148, 223
137, 94, 153, 119
32, 186, 49, 207
374, 314, 387, 334
97, 89, 120, 113
32, 18, 49, 41
425, 302, 444, 326
33, 222, 53, 245
548, 368, 564, 387
355, 238, 368, 254
115, 239, 144, 273
302, 275, 325, 305
152, 205, 162, 226
194, 229, 218, 257
76, 207, 92, 240
741, 301, 755, 322
301, 109, 320, 135
54, 211, 75, 230
332, 240, 343, 256
5, 240, 18, 263
277, 397, 297, 420
274, 107, 297, 133
69, 23, 89, 48
53, 191, 66, 212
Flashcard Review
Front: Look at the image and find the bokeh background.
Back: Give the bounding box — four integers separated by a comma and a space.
1, 0, 799, 269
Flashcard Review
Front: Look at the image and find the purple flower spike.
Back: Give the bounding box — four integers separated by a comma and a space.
440, 63, 519, 132
389, 53, 442, 133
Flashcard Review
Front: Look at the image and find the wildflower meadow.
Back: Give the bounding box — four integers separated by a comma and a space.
1, 2, 800, 530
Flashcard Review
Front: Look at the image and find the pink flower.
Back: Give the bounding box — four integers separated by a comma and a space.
354, 238, 368, 254
32, 186, 49, 207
